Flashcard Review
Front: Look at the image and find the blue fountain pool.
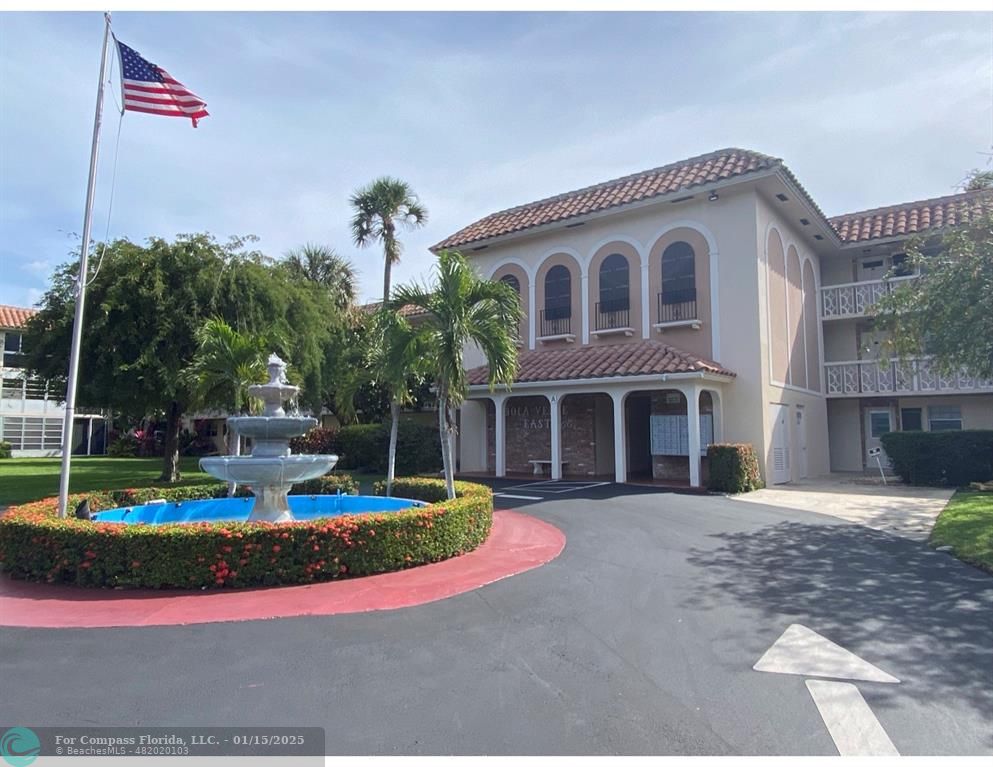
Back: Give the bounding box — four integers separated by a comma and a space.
90, 494, 426, 525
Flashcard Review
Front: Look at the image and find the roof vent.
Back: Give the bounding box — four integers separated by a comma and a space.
565, 221, 585, 229
813, 234, 824, 241
776, 193, 789, 202
670, 195, 694, 204
800, 218, 810, 226
471, 245, 489, 251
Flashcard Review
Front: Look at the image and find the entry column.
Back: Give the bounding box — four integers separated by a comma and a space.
610, 390, 627, 484
549, 394, 563, 480
494, 395, 507, 478
686, 384, 702, 487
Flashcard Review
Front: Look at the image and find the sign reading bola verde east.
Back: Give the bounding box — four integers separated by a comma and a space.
507, 404, 551, 431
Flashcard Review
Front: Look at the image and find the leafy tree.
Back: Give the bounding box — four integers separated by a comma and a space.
281, 244, 357, 312
350, 177, 428, 305
393, 250, 521, 499
367, 310, 430, 496
962, 168, 993, 192
872, 210, 993, 379
24, 234, 344, 483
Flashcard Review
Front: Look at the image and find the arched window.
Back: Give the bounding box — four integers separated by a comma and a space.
660, 241, 697, 322
542, 264, 572, 335
597, 254, 630, 330
499, 274, 520, 296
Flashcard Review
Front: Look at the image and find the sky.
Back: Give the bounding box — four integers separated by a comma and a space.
1, 10, 991, 308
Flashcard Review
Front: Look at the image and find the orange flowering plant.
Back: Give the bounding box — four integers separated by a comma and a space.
0, 478, 491, 589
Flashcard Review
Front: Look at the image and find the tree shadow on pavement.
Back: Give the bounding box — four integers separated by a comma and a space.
684, 520, 993, 735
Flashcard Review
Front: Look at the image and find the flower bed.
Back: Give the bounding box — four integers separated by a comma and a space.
0, 477, 492, 590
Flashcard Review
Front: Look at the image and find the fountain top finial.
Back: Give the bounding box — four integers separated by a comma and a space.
266, 354, 288, 384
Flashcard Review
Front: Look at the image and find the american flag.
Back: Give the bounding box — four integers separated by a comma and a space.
116, 39, 208, 127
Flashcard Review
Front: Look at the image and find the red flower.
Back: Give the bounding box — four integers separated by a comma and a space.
272, 544, 281, 553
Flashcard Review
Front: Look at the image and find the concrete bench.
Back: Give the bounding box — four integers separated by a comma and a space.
527, 459, 570, 476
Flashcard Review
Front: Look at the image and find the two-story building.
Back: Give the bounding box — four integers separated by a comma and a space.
0, 305, 107, 457
435, 148, 993, 487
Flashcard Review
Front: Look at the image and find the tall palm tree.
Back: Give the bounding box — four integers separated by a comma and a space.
392, 250, 521, 499
282, 244, 358, 312
368, 310, 430, 496
183, 318, 275, 494
349, 177, 428, 306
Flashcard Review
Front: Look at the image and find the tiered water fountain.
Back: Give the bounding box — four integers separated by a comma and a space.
199, 354, 336, 522
91, 354, 424, 526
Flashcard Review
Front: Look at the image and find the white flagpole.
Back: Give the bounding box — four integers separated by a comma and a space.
57, 12, 113, 518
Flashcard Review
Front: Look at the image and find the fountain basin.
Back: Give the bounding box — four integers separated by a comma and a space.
199, 454, 336, 485
90, 494, 426, 525
226, 415, 318, 443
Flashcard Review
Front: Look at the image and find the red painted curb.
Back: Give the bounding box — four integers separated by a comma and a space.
0, 510, 564, 629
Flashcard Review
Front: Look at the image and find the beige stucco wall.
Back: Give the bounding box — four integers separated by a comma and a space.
827, 398, 863, 472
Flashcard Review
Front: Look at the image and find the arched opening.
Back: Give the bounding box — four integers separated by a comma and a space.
660, 241, 697, 322
542, 264, 572, 336
499, 274, 524, 343
596, 253, 630, 330
560, 393, 615, 477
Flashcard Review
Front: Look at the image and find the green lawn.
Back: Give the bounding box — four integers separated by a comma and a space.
0, 457, 218, 506
930, 490, 993, 573
0, 457, 386, 507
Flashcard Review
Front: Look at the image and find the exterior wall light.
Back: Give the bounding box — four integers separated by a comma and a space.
708, 191, 719, 202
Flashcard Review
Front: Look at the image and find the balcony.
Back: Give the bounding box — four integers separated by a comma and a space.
539, 308, 574, 341
655, 290, 700, 331
593, 301, 633, 336
820, 275, 917, 320
825, 357, 993, 397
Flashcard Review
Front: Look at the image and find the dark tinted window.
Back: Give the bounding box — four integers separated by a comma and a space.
544, 265, 571, 320
598, 254, 630, 312
661, 242, 696, 304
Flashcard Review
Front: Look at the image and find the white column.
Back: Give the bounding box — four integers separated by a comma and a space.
494, 396, 507, 478
580, 273, 590, 344
527, 281, 536, 350
549, 394, 562, 480
710, 389, 724, 443
610, 390, 627, 483
686, 385, 702, 487
641, 262, 651, 337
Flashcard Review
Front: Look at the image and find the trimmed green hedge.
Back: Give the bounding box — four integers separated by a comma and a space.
706, 443, 764, 494
337, 422, 442, 474
880, 430, 993, 487
0, 441, 11, 459
373, 476, 490, 502
0, 477, 491, 589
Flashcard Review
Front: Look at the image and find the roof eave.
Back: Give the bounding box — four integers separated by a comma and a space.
467, 369, 734, 392
432, 168, 784, 254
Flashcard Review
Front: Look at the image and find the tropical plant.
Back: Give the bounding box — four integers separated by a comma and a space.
281, 244, 357, 312
349, 177, 428, 305
392, 250, 521, 499
367, 310, 431, 496
871, 210, 993, 380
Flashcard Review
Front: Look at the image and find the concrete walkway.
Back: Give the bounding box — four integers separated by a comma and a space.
732, 475, 953, 541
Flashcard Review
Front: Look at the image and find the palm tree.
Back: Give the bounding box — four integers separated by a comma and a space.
392, 250, 521, 499
282, 244, 358, 312
183, 318, 274, 494
368, 310, 430, 496
349, 177, 428, 306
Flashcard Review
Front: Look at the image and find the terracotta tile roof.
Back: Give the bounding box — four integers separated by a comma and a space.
467, 339, 734, 386
359, 301, 427, 319
829, 189, 993, 244
0, 305, 36, 330
434, 148, 781, 250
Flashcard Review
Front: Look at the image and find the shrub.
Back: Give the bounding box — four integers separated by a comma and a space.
372, 476, 489, 502
707, 443, 764, 494
289, 427, 338, 455
107, 434, 139, 458
0, 441, 11, 459
880, 430, 993, 486
337, 422, 442, 474
0, 478, 492, 589
291, 473, 358, 496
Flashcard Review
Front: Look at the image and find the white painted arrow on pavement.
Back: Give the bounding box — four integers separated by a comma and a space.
754, 624, 900, 756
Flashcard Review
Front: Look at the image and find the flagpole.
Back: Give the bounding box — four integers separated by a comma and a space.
57, 12, 113, 518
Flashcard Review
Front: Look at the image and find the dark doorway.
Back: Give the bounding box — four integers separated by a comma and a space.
625, 394, 652, 479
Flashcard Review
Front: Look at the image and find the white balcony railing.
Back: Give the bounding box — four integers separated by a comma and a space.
820, 275, 918, 319
825, 357, 993, 397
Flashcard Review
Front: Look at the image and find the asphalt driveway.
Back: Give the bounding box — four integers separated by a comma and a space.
2, 483, 990, 755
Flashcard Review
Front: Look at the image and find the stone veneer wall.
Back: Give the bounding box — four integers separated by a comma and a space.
503, 396, 552, 474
